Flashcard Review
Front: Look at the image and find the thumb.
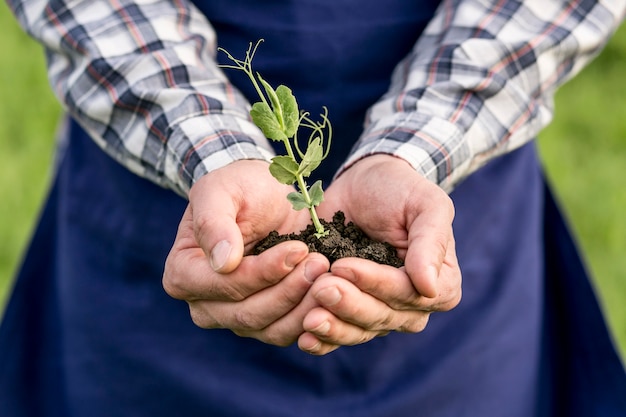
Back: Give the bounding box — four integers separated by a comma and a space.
404, 191, 455, 299
404, 227, 447, 299
188, 175, 245, 274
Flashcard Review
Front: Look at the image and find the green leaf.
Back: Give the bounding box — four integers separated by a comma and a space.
250, 102, 287, 142
298, 137, 323, 177
275, 85, 299, 138
287, 191, 309, 210
269, 156, 298, 184
258, 75, 285, 130
309, 180, 324, 207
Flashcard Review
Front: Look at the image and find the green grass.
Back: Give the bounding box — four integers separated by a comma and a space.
0, 5, 62, 305
1, 4, 625, 360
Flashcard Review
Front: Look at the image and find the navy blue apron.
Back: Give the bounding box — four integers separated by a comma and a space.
1, 1, 624, 416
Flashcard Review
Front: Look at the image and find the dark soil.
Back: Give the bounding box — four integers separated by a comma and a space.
252, 211, 404, 267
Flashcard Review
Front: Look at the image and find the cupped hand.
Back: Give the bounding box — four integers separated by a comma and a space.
298, 154, 462, 354
162, 160, 330, 346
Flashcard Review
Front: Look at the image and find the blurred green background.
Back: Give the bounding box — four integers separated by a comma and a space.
1, 5, 625, 360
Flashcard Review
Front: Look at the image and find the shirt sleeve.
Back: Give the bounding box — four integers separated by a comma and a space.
7, 0, 274, 197
342, 0, 626, 192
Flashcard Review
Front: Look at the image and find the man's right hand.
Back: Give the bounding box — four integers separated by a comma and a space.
162, 160, 330, 346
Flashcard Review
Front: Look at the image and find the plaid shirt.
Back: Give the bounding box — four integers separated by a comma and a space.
8, 0, 625, 196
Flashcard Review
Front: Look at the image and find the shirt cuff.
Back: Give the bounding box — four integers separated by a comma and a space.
164, 113, 275, 196
338, 112, 471, 193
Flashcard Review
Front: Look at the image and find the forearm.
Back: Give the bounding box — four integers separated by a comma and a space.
344, 0, 625, 192
7, 0, 273, 196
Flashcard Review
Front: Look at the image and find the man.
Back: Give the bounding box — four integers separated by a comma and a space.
2, 0, 625, 415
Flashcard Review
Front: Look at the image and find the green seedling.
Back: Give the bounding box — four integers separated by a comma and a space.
219, 40, 332, 237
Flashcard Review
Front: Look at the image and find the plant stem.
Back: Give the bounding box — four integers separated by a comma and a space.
282, 139, 326, 236
297, 175, 325, 236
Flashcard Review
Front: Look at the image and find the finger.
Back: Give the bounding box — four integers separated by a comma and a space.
299, 306, 425, 355
306, 276, 430, 334
298, 331, 341, 356
302, 306, 382, 348
164, 239, 311, 302
329, 258, 425, 310
299, 305, 410, 356
331, 257, 460, 312
258, 269, 331, 345
188, 176, 245, 274
189, 254, 330, 346
297, 271, 433, 355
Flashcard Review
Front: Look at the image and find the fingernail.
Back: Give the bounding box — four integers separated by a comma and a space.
304, 260, 326, 283
316, 286, 341, 306
210, 240, 231, 271
303, 339, 322, 354
311, 321, 330, 336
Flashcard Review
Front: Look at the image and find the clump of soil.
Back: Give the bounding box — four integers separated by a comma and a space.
252, 211, 404, 267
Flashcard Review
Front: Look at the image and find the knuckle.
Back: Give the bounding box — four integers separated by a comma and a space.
343, 329, 378, 347
188, 304, 219, 329
399, 314, 430, 333
275, 285, 304, 310
440, 288, 463, 311
355, 332, 374, 346
262, 330, 296, 347
162, 274, 180, 299
231, 328, 296, 347
231, 328, 253, 339
373, 312, 395, 331
256, 268, 283, 289
432, 274, 462, 312
223, 285, 247, 302
233, 308, 264, 330
211, 279, 246, 302
162, 264, 188, 300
